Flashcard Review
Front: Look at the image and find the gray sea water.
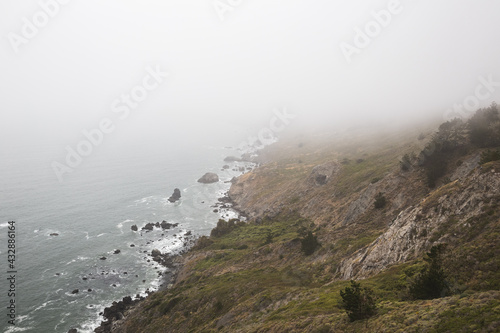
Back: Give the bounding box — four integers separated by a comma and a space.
0, 140, 251, 333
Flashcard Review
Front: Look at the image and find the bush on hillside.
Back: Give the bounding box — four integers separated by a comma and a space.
339, 280, 377, 322
469, 102, 500, 148
374, 192, 387, 209
300, 231, 319, 256
408, 244, 450, 300
480, 149, 500, 165
210, 219, 241, 238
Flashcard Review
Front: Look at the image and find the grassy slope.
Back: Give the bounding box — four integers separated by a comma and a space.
121, 213, 499, 332
119, 128, 500, 333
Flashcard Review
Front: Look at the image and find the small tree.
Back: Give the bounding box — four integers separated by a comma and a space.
408, 244, 449, 300
374, 192, 386, 209
300, 231, 319, 256
339, 280, 377, 321
400, 153, 412, 171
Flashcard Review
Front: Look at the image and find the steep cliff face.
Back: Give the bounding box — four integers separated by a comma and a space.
113, 125, 500, 333
339, 161, 500, 279
228, 160, 343, 221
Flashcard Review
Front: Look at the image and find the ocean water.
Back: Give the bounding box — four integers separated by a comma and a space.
0, 140, 250, 333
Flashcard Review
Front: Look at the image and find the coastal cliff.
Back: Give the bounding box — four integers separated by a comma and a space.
104, 110, 500, 332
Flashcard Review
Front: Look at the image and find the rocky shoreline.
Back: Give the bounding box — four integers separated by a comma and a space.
92, 251, 185, 333
86, 153, 258, 333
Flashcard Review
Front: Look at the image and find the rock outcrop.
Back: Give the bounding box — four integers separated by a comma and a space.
197, 173, 219, 184
307, 161, 341, 186
338, 164, 500, 279
168, 188, 182, 203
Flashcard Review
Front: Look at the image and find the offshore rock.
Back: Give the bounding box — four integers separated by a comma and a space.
168, 188, 181, 203
197, 173, 219, 184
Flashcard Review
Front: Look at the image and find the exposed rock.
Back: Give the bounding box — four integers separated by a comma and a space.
71, 289, 79, 294
223, 165, 230, 169
142, 223, 155, 231
342, 183, 380, 226
113, 249, 121, 254
197, 172, 219, 184
307, 161, 341, 186
130, 225, 138, 232
338, 166, 500, 279
68, 329, 78, 333
161, 221, 178, 229
151, 249, 161, 257
100, 257, 107, 260
168, 188, 181, 203
451, 153, 480, 181
50, 233, 59, 236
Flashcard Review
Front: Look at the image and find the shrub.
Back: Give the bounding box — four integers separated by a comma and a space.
263, 232, 273, 245
468, 102, 500, 147
374, 192, 387, 209
408, 244, 450, 300
301, 231, 319, 256
339, 280, 377, 321
192, 236, 214, 250
400, 153, 412, 171
480, 149, 500, 164
210, 219, 239, 238
425, 155, 447, 188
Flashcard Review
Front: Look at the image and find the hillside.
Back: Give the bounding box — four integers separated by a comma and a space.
103, 106, 500, 332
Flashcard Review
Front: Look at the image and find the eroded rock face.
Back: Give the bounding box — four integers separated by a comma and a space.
342, 183, 380, 226
197, 173, 219, 184
341, 173, 409, 226
450, 153, 480, 181
338, 166, 500, 279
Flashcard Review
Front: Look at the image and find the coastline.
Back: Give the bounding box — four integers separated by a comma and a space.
89, 151, 259, 333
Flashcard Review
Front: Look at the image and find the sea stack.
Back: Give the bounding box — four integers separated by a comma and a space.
168, 188, 181, 203
197, 172, 219, 184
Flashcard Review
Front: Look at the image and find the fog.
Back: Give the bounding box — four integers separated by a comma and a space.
1, 0, 500, 153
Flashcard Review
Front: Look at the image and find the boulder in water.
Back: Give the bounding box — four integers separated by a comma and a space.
197, 172, 219, 184
168, 188, 181, 203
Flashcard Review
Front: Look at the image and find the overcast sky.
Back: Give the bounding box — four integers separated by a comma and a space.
1, 0, 500, 152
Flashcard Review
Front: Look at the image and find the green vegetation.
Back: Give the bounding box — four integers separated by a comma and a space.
480, 149, 500, 164
408, 244, 449, 300
300, 231, 319, 255
117, 107, 500, 332
374, 192, 387, 209
339, 280, 377, 321
469, 102, 500, 148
